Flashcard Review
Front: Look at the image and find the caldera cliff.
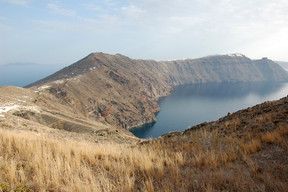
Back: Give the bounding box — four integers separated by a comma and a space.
27, 53, 288, 129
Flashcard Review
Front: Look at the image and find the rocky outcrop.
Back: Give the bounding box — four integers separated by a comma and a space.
27, 53, 288, 129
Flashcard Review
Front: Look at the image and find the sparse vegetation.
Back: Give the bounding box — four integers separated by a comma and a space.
1, 120, 287, 192
0, 182, 11, 192
261, 125, 288, 145
0, 85, 287, 191
0, 129, 186, 191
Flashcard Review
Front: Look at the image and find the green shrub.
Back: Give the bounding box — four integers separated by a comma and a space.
0, 183, 11, 192
14, 184, 33, 192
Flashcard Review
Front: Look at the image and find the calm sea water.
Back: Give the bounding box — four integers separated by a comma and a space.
131, 82, 288, 138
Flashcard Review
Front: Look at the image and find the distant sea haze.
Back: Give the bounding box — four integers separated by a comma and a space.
0, 63, 64, 87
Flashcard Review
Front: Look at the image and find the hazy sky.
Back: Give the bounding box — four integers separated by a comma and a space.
1, 0, 288, 65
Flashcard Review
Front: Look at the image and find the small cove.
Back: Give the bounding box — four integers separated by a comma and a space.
131, 82, 288, 138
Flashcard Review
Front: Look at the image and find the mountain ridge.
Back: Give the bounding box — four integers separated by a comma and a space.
26, 52, 288, 129
0, 52, 288, 191
27, 53, 288, 87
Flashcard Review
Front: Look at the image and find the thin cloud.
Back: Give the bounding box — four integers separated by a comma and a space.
1, 0, 29, 6
0, 16, 7, 20
33, 19, 74, 32
121, 5, 144, 16
47, 3, 75, 16
83, 4, 102, 12
1, 0, 288, 64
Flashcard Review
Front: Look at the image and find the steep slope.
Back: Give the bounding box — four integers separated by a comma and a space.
140, 95, 288, 192
1, 52, 287, 191
164, 54, 288, 85
28, 53, 172, 129
0, 94, 287, 191
0, 86, 138, 144
27, 53, 288, 129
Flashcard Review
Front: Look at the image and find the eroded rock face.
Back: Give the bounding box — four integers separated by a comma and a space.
162, 55, 288, 85
27, 53, 288, 129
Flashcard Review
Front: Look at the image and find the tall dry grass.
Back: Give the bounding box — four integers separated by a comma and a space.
0, 129, 185, 192
0, 125, 287, 192
261, 125, 288, 145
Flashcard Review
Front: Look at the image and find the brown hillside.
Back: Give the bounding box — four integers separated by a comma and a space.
1, 53, 287, 191
0, 94, 287, 191
27, 53, 288, 129
0, 86, 138, 144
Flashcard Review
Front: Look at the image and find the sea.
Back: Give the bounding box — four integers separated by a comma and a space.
131, 82, 288, 138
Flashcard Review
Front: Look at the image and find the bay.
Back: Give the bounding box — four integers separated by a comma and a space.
131, 82, 288, 138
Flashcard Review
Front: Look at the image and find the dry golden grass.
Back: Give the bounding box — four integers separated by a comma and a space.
261, 125, 288, 144
0, 129, 186, 192
242, 155, 261, 173
254, 114, 274, 124
237, 139, 261, 154
0, 125, 287, 192
224, 118, 241, 128
262, 131, 281, 144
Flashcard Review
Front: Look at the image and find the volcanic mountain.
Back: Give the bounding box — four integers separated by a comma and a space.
26, 53, 288, 129
0, 52, 287, 191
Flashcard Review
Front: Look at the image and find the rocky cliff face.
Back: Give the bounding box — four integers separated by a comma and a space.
27, 53, 288, 129
162, 54, 288, 85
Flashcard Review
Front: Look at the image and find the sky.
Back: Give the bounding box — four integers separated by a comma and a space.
1, 0, 288, 66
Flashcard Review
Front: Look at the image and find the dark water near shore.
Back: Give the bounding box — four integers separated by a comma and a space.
131, 82, 288, 138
